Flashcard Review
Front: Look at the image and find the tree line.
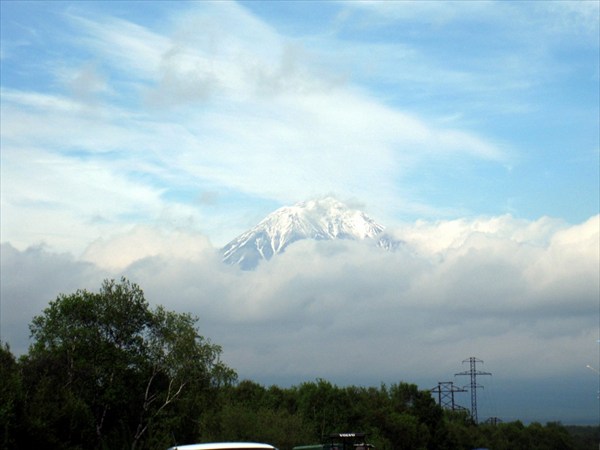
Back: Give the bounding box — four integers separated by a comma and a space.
0, 278, 596, 450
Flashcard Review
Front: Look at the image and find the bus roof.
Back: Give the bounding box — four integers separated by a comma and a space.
168, 443, 277, 450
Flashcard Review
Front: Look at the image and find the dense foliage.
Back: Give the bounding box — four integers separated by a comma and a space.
0, 278, 596, 449
2, 278, 236, 450
208, 381, 595, 450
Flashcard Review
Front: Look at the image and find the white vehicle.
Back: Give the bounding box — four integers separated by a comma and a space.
168, 443, 278, 450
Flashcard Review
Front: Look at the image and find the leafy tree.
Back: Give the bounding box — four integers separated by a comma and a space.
294, 379, 351, 439
204, 380, 313, 449
565, 425, 600, 450
216, 403, 313, 447
20, 278, 236, 450
0, 342, 24, 450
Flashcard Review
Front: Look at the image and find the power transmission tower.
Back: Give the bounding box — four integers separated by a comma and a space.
485, 417, 503, 425
430, 381, 467, 411
455, 357, 492, 424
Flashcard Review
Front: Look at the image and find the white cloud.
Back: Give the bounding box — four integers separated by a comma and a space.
0, 144, 165, 254
82, 226, 215, 270
0, 243, 109, 355
145, 214, 598, 380
390, 214, 566, 256
535, 1, 600, 38
3, 214, 597, 385
343, 0, 599, 39
340, 0, 500, 26
67, 13, 168, 80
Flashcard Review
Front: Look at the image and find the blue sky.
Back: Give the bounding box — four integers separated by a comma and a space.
1, 1, 599, 425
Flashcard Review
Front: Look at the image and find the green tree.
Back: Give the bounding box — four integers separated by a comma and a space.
215, 403, 313, 450
21, 278, 236, 450
0, 342, 24, 450
294, 379, 348, 440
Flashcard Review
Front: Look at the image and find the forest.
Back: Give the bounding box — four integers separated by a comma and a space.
1, 278, 597, 450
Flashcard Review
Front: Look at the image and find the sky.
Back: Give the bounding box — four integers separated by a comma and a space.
1, 0, 599, 425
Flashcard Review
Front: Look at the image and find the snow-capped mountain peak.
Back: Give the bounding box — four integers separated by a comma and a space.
221, 197, 397, 269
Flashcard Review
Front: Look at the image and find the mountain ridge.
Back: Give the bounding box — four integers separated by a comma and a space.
221, 197, 399, 269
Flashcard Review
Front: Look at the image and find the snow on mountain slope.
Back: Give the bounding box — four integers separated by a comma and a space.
221, 197, 399, 269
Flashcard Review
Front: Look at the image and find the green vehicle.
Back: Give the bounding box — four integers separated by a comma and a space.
293, 433, 374, 450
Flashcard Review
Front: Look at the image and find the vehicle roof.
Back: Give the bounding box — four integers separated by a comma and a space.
168, 443, 277, 450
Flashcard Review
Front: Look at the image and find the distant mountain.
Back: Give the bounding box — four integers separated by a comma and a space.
221, 197, 400, 269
